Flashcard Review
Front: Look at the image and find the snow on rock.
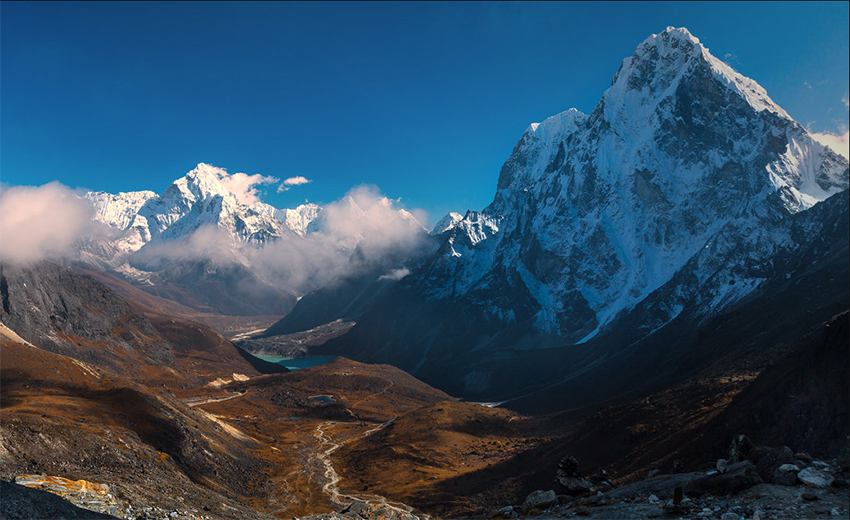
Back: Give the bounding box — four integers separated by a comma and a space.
413, 27, 849, 342
431, 212, 464, 236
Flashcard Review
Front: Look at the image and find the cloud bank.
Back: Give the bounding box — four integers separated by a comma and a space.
126, 184, 431, 295
0, 182, 105, 263
246, 185, 431, 293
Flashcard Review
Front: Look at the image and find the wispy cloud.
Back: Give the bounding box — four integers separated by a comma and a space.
277, 176, 312, 193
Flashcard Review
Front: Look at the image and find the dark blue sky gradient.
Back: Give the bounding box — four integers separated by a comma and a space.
2, 1, 848, 224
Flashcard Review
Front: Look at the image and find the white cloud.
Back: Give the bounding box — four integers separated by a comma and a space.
378, 267, 411, 281
811, 128, 850, 160
0, 182, 102, 263
283, 176, 311, 186
214, 170, 279, 205
277, 176, 312, 193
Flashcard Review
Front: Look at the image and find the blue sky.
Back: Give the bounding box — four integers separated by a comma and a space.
2, 1, 848, 225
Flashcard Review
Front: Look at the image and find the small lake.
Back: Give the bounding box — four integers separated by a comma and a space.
253, 354, 338, 371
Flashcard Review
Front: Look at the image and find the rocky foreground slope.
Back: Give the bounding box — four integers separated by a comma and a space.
1, 270, 848, 519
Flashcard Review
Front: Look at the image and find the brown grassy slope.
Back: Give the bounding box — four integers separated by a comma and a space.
331, 399, 552, 517
0, 338, 275, 519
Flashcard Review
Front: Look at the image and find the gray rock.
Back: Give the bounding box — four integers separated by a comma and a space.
747, 445, 796, 482
522, 490, 558, 513
683, 461, 763, 497
490, 506, 518, 519
717, 459, 729, 474
773, 464, 800, 486
558, 476, 595, 496
607, 472, 704, 500
720, 513, 741, 520
797, 467, 832, 488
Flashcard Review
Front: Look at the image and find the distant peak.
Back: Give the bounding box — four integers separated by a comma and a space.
659, 26, 700, 44
166, 163, 234, 204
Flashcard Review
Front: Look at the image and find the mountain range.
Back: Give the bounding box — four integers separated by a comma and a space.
307, 27, 849, 407
74, 162, 428, 317
1, 26, 848, 520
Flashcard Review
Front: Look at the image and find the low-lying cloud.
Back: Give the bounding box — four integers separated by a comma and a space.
214, 169, 279, 205
0, 182, 108, 263
0, 178, 432, 297
246, 185, 431, 292
126, 184, 432, 295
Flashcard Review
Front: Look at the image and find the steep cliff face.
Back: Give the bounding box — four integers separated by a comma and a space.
324, 28, 849, 403
0, 261, 175, 368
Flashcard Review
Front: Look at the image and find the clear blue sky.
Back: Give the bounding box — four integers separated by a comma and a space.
2, 1, 848, 225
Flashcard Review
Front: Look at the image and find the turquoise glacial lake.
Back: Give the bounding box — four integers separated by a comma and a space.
253, 354, 338, 371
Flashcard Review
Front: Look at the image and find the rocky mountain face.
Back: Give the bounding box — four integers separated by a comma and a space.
0, 261, 175, 369
322, 27, 849, 403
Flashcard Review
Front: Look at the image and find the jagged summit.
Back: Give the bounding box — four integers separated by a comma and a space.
326, 28, 850, 402
165, 162, 236, 204
607, 26, 790, 121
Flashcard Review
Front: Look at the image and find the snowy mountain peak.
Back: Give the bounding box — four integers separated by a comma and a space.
607, 26, 789, 122
166, 162, 236, 205
420, 27, 848, 347
430, 212, 464, 236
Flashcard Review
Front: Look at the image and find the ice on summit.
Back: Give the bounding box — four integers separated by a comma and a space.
420, 27, 849, 343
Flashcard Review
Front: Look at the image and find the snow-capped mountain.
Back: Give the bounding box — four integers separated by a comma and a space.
84, 163, 308, 260
323, 27, 849, 403
78, 163, 429, 316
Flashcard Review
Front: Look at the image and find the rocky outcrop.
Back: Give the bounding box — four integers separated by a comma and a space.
0, 261, 174, 368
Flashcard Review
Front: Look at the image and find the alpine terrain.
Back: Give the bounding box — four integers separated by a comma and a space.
77, 163, 428, 321
1, 26, 848, 520
320, 27, 849, 407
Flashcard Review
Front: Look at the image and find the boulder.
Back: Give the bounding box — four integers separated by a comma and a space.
773, 464, 800, 486
728, 435, 755, 463
797, 468, 832, 488
747, 445, 795, 482
558, 455, 581, 477
607, 473, 704, 500
522, 490, 558, 513
683, 461, 763, 497
490, 506, 518, 519
558, 476, 595, 496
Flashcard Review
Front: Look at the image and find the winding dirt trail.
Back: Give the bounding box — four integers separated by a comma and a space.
183, 391, 245, 407
311, 419, 429, 519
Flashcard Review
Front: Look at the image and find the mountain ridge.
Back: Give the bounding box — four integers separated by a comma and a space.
318, 26, 849, 404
